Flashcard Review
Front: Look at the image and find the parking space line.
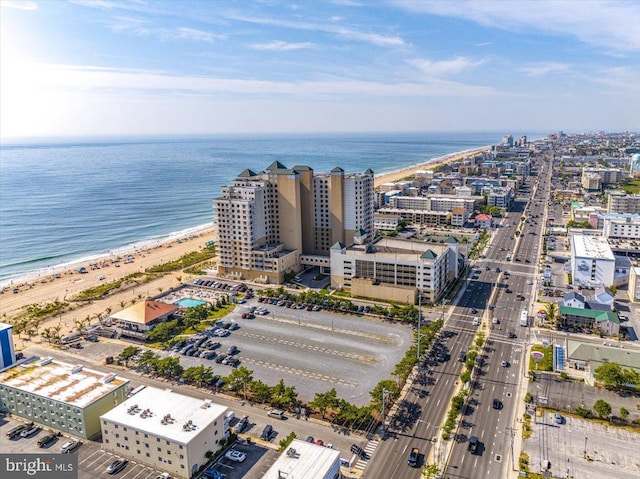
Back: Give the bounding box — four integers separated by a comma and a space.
130, 466, 150, 479
79, 450, 102, 465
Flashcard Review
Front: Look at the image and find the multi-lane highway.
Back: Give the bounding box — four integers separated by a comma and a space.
365, 157, 553, 479
442, 158, 554, 478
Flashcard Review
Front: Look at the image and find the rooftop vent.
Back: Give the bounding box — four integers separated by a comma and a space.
38, 357, 53, 367
201, 400, 212, 409
286, 448, 297, 458
70, 364, 84, 374
101, 373, 117, 384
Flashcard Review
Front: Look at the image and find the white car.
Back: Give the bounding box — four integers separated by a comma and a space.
225, 450, 246, 463
472, 317, 480, 326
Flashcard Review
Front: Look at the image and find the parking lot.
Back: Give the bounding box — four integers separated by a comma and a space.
526, 411, 640, 479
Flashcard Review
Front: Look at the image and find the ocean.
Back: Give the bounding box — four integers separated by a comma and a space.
0, 131, 540, 284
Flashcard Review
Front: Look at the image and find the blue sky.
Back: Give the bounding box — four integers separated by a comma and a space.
1, 0, 639, 138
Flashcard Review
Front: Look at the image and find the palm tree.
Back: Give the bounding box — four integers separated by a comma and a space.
545, 302, 559, 327
120, 300, 127, 309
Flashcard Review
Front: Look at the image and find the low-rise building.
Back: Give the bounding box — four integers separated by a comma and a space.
100, 387, 228, 479
566, 339, 640, 379
474, 214, 492, 229
373, 212, 401, 232
559, 306, 620, 336
571, 234, 615, 288
0, 357, 129, 438
110, 300, 180, 339
262, 439, 341, 479
608, 191, 640, 214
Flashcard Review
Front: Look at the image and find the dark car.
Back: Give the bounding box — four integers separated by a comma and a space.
260, 425, 273, 441
6, 424, 29, 439
492, 399, 503, 410
468, 436, 479, 454
235, 415, 249, 434
37, 434, 57, 448
305, 436, 315, 443
408, 447, 419, 467
351, 444, 367, 459
508, 331, 517, 339
106, 459, 128, 475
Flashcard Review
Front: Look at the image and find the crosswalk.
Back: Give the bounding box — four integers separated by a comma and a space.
352, 438, 380, 472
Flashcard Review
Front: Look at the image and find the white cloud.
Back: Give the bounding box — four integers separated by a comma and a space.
224, 13, 404, 47
0, 0, 38, 10
2, 62, 498, 99
391, 0, 640, 53
408, 56, 484, 77
589, 66, 640, 93
175, 27, 219, 43
520, 62, 571, 77
250, 40, 314, 51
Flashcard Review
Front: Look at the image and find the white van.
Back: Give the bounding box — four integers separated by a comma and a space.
267, 409, 285, 420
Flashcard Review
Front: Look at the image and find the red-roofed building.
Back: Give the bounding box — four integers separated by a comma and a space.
474, 214, 492, 229
110, 300, 179, 337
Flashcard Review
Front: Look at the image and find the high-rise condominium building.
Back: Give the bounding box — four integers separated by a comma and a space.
214, 162, 374, 284
607, 191, 640, 214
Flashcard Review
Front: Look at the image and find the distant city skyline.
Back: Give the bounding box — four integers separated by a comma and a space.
1, 0, 639, 139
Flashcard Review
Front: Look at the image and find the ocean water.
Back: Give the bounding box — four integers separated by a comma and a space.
0, 131, 540, 284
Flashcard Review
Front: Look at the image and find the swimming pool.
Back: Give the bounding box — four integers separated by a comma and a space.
174, 298, 208, 308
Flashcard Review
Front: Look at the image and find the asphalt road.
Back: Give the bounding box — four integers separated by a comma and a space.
442, 158, 554, 479
364, 160, 551, 478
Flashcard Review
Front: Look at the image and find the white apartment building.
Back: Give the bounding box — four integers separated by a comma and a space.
582, 167, 624, 185
263, 439, 341, 479
376, 207, 450, 227
486, 187, 513, 208
100, 387, 227, 479
0, 357, 129, 438
571, 234, 615, 288
581, 172, 602, 191
373, 212, 401, 231
602, 214, 640, 239
388, 194, 478, 223
608, 191, 640, 214
214, 163, 374, 283
330, 237, 459, 304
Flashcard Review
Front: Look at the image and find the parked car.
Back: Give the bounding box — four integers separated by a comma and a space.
20, 424, 41, 437
106, 458, 128, 475
6, 424, 30, 439
234, 415, 249, 434
351, 444, 367, 459
554, 413, 564, 424
260, 425, 273, 441
224, 450, 246, 463
60, 439, 81, 453
38, 434, 57, 448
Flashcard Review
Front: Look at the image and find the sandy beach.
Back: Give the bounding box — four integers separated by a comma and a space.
3, 145, 487, 349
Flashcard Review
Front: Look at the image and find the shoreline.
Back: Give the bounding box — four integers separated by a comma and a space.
1, 143, 489, 318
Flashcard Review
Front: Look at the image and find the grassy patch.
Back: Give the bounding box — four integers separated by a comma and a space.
73, 272, 153, 300
146, 248, 216, 273
529, 344, 553, 372
621, 178, 640, 194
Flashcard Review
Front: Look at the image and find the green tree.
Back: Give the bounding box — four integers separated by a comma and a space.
155, 356, 183, 378
147, 319, 182, 342
118, 346, 140, 367
225, 366, 254, 400
183, 304, 210, 329
136, 350, 159, 373
544, 302, 559, 327
249, 380, 272, 403
182, 365, 213, 387
423, 463, 440, 479
370, 380, 399, 411
594, 399, 612, 419
619, 407, 629, 421
270, 379, 297, 409
593, 362, 626, 389
309, 388, 339, 419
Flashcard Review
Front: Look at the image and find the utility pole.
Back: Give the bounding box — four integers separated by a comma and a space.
381, 388, 390, 438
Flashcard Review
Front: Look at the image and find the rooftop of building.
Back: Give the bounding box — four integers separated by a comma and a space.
262, 439, 340, 479
337, 237, 450, 262
559, 305, 619, 324
0, 357, 128, 408
571, 234, 615, 261
567, 340, 640, 371
111, 300, 179, 325
100, 387, 227, 444
0, 322, 12, 332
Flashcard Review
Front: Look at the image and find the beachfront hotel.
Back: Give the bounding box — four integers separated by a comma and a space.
0, 357, 129, 438
213, 161, 374, 284
100, 387, 228, 479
